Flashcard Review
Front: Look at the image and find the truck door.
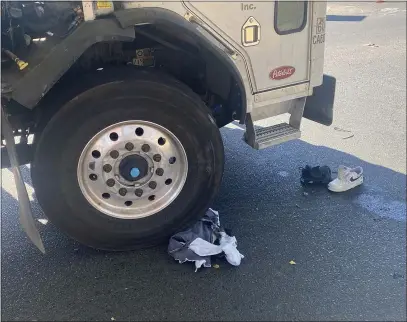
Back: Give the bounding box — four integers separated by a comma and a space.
183, 1, 311, 93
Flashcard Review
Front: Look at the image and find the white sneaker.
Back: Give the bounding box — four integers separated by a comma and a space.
328, 165, 363, 192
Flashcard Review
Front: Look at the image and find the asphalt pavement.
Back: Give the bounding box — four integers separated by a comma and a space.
1, 2, 406, 321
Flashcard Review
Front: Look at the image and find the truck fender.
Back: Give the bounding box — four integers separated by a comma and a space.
11, 18, 135, 109
12, 7, 247, 122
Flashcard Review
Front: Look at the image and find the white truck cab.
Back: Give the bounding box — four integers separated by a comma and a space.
1, 1, 335, 251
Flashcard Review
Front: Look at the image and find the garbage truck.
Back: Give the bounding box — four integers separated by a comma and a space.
1, 1, 335, 252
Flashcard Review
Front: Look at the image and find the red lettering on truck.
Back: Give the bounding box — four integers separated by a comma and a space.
269, 66, 296, 80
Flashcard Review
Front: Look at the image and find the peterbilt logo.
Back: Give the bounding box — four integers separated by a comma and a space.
269, 66, 296, 80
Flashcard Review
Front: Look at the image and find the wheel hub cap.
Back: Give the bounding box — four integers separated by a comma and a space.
119, 154, 148, 181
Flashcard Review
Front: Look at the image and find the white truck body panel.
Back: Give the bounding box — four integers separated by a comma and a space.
184, 1, 311, 92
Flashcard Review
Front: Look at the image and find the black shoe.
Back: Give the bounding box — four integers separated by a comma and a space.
301, 165, 332, 185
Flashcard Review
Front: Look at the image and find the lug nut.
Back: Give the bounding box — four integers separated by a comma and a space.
119, 188, 127, 196
103, 164, 112, 173
135, 189, 143, 197
153, 154, 161, 162
155, 168, 164, 176
141, 144, 150, 152
125, 142, 134, 151
106, 178, 115, 187
110, 150, 119, 159
149, 181, 157, 189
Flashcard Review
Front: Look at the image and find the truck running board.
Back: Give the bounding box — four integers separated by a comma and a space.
244, 97, 305, 150
245, 122, 301, 150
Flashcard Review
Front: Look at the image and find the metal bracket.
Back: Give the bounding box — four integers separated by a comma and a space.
244, 113, 256, 147
1, 106, 45, 253
289, 97, 306, 129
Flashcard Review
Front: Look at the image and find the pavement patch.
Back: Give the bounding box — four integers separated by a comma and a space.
355, 193, 406, 221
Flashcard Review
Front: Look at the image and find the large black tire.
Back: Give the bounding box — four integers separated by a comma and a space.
31, 69, 224, 250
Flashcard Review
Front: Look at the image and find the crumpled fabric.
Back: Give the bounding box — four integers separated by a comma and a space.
189, 232, 244, 267
168, 209, 244, 271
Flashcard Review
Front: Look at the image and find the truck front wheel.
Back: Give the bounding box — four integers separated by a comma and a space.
31, 70, 224, 250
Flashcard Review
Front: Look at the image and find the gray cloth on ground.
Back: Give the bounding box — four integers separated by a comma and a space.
168, 208, 220, 268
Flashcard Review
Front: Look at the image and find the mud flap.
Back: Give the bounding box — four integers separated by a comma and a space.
303, 74, 336, 126
1, 107, 45, 253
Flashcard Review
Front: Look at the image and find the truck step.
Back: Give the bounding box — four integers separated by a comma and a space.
245, 122, 301, 150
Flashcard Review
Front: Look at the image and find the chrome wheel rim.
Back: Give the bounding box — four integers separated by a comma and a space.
77, 120, 188, 219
